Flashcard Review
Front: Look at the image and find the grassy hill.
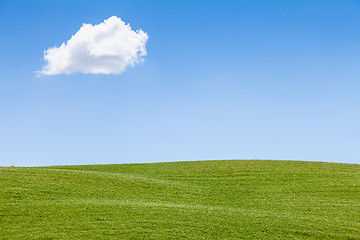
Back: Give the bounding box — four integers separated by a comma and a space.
1, 160, 360, 239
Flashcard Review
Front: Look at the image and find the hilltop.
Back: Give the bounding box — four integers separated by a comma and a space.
1, 160, 359, 239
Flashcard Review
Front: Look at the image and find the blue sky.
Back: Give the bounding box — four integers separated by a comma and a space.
1, 0, 360, 166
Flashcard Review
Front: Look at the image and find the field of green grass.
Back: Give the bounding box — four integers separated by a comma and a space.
1, 160, 360, 239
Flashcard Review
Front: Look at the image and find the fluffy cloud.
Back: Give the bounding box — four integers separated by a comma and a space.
38, 16, 149, 76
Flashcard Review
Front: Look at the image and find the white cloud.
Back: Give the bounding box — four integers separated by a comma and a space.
38, 16, 149, 76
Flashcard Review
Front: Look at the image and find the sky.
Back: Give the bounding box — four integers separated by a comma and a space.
1, 0, 360, 166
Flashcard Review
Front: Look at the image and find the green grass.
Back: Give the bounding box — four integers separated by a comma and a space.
1, 160, 360, 239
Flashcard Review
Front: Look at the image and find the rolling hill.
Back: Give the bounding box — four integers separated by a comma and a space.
1, 160, 359, 239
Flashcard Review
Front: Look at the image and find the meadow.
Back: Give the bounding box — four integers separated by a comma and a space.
1, 160, 359, 239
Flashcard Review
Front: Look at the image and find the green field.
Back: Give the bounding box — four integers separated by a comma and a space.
1, 160, 360, 239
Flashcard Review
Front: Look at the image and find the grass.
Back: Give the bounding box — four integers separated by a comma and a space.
1, 160, 360, 239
